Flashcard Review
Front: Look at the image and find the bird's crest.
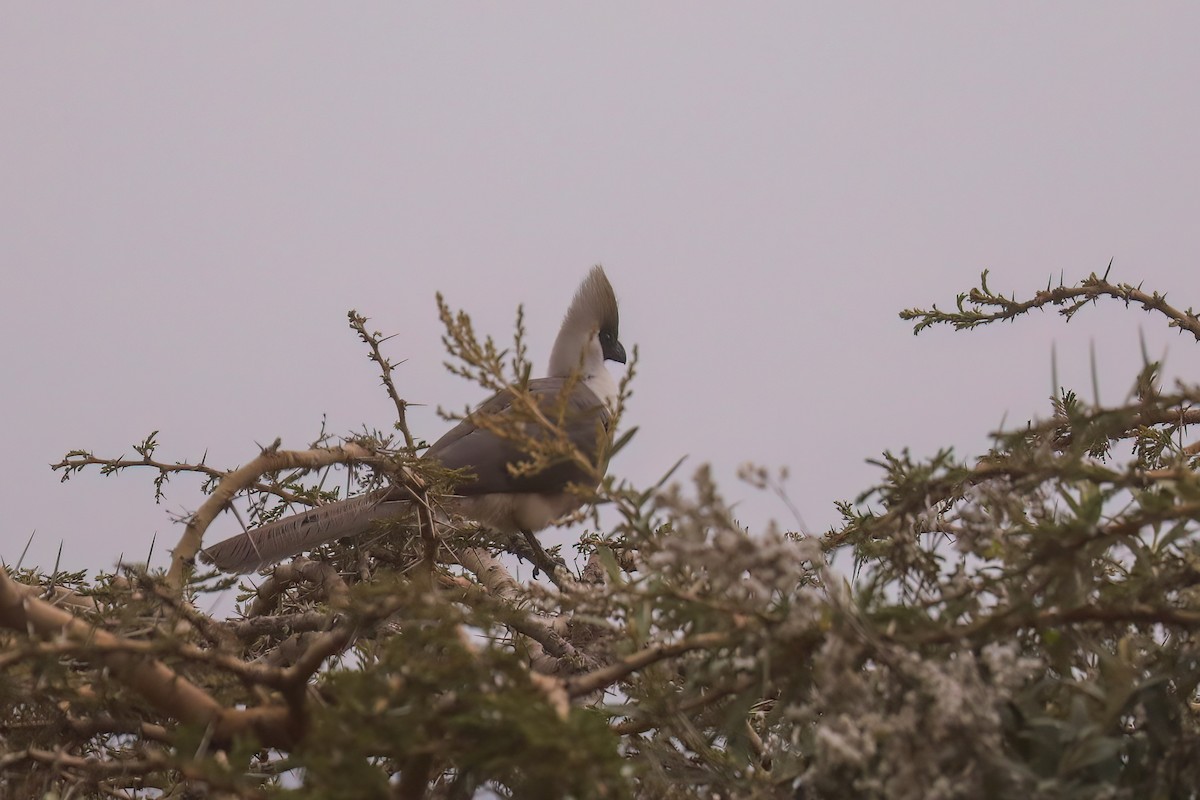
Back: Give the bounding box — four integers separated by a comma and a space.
562, 265, 619, 337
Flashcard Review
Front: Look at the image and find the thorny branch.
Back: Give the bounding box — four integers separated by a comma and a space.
52, 448, 315, 508
348, 310, 417, 452
566, 631, 733, 698
24, 270, 1200, 797
166, 440, 378, 589
0, 564, 300, 749
901, 264, 1200, 341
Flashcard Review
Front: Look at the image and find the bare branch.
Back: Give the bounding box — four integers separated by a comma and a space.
348, 310, 417, 451
167, 440, 376, 589
566, 632, 732, 698
902, 268, 1200, 341
0, 565, 300, 749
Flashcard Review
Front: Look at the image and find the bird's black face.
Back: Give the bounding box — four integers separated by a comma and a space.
599, 327, 627, 364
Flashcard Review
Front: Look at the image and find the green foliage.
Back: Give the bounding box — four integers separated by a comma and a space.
5, 268, 1200, 798
302, 589, 626, 799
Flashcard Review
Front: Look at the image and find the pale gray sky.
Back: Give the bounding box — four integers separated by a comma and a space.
4, 5, 1199, 575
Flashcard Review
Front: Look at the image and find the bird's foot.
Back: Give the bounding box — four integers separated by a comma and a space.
516, 529, 567, 579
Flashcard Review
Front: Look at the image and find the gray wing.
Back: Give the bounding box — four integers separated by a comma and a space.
425, 377, 610, 495
201, 379, 610, 573
199, 485, 411, 573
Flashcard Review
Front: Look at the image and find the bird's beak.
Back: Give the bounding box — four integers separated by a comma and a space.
605, 338, 627, 365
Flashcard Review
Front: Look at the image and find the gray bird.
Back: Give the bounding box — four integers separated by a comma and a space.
200, 266, 626, 573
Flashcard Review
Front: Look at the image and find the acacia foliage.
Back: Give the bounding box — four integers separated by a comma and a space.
3, 270, 1200, 799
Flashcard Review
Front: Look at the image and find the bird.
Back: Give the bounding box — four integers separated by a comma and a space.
199, 266, 627, 573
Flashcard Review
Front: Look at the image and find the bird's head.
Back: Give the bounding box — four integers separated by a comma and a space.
550, 265, 626, 375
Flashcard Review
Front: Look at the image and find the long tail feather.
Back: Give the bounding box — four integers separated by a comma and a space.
199, 488, 411, 573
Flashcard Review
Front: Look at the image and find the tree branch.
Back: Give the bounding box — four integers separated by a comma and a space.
167, 440, 376, 589
0, 565, 301, 749
566, 631, 732, 698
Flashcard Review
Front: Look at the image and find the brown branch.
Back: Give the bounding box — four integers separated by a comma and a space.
1014, 275, 1200, 341
451, 548, 574, 664
1127, 405, 1200, 431
247, 558, 351, 617
412, 486, 440, 592
612, 675, 758, 735
905, 600, 1200, 646
348, 310, 417, 451
823, 445, 1200, 554
566, 631, 732, 698
0, 637, 287, 689
0, 746, 171, 777
35, 582, 103, 613
438, 564, 595, 670
167, 440, 375, 589
64, 715, 172, 744
454, 547, 521, 601
225, 611, 333, 640
145, 577, 238, 649
1105, 501, 1200, 539
0, 746, 266, 799
282, 621, 359, 690
907, 271, 1200, 341
0, 565, 300, 749
396, 753, 434, 800
1041, 603, 1200, 628
51, 452, 312, 506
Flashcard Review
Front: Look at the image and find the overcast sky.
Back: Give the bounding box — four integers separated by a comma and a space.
4, 5, 1199, 581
